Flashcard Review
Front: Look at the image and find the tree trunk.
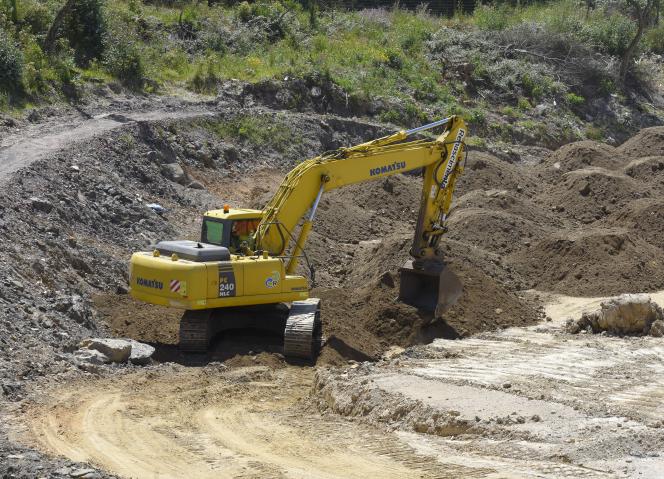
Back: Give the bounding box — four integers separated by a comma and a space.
44, 0, 75, 56
619, 21, 644, 84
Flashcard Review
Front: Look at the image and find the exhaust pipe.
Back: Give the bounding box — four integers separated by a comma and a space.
398, 260, 462, 316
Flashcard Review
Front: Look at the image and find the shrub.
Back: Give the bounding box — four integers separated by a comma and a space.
235, 0, 292, 42
473, 4, 512, 31
645, 24, 664, 55
517, 97, 531, 110
21, 1, 53, 35
103, 39, 145, 89
468, 108, 486, 125
580, 13, 635, 57
0, 29, 23, 94
565, 92, 585, 105
64, 0, 107, 66
189, 58, 220, 94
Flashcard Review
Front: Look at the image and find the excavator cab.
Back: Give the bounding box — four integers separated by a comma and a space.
200, 207, 262, 253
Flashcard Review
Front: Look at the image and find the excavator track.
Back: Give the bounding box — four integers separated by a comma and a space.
283, 298, 322, 359
178, 301, 323, 359
179, 310, 212, 352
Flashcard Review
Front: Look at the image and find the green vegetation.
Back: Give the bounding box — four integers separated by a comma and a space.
0, 0, 661, 144
201, 114, 298, 153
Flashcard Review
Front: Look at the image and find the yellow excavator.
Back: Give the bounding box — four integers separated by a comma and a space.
129, 116, 467, 359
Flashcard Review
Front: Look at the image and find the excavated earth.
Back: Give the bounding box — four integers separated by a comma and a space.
1, 89, 664, 478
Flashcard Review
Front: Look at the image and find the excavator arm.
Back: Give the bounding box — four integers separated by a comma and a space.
255, 116, 467, 272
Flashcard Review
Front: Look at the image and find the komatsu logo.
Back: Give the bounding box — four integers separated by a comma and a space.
136, 277, 163, 289
440, 128, 466, 189
370, 161, 406, 177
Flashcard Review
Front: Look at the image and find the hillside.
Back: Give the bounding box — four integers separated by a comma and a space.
1, 0, 664, 147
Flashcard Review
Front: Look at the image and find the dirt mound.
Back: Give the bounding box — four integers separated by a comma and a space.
509, 228, 664, 296
446, 208, 545, 256
617, 126, 664, 157
623, 156, 664, 182
317, 256, 540, 364
540, 168, 645, 224
542, 141, 623, 174
608, 198, 664, 250
456, 152, 538, 196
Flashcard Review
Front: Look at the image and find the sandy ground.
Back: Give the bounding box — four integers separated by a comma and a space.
10, 291, 664, 479
15, 367, 482, 479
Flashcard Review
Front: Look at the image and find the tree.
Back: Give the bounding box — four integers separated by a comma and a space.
619, 0, 657, 84
44, 0, 106, 66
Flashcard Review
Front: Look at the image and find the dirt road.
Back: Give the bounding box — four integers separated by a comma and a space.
20, 366, 487, 479
0, 106, 214, 180
13, 292, 663, 479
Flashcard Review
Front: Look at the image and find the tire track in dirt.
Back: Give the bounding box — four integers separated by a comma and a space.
20, 367, 489, 479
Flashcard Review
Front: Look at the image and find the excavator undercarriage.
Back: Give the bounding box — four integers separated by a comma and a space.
179, 299, 323, 359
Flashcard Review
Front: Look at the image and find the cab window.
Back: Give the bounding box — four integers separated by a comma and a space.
230, 219, 260, 251
202, 220, 224, 245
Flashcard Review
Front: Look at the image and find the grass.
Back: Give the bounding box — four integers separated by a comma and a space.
201, 114, 298, 153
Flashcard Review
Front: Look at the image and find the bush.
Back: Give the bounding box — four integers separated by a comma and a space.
103, 39, 145, 89
235, 0, 293, 42
21, 1, 53, 35
189, 58, 220, 93
645, 24, 664, 55
0, 29, 23, 94
65, 0, 106, 66
565, 92, 585, 105
580, 13, 635, 57
473, 4, 512, 31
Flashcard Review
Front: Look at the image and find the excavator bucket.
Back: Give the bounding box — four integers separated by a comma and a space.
398, 260, 463, 316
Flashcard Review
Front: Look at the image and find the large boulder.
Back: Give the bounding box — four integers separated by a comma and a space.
80, 338, 132, 362
567, 294, 664, 335
74, 348, 111, 365
129, 340, 155, 365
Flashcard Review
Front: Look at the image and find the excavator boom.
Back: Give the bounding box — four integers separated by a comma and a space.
253, 116, 467, 312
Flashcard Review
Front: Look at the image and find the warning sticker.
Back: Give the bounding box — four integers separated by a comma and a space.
218, 263, 236, 297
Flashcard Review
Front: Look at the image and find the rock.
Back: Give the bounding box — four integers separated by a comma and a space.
568, 294, 664, 335
161, 163, 187, 184
650, 320, 664, 337
146, 203, 166, 215
67, 295, 91, 324
146, 150, 160, 162
30, 197, 53, 213
80, 338, 131, 363
70, 468, 98, 478
187, 180, 205, 190
74, 349, 110, 365
129, 340, 155, 365
222, 145, 239, 163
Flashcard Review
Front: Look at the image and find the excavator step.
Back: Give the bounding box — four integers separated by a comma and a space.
283, 298, 322, 360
